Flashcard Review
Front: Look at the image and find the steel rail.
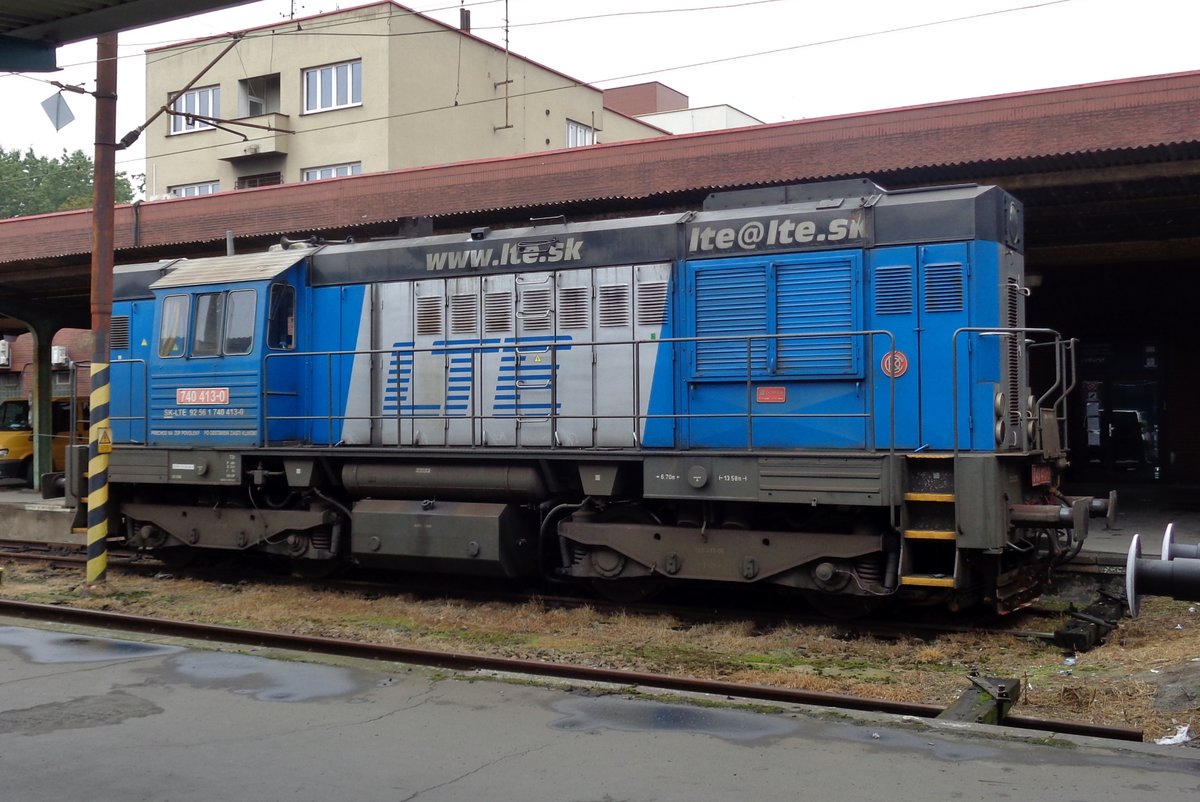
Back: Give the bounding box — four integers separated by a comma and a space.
0, 551, 1092, 646
0, 598, 1143, 742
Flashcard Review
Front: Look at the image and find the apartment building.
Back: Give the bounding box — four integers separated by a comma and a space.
603, 82, 763, 134
144, 2, 668, 199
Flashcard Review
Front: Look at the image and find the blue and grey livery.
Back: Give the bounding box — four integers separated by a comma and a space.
105, 179, 1107, 614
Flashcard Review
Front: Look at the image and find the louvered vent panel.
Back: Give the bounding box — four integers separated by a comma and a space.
521, 287, 553, 332
416, 295, 443, 336
636, 280, 668, 326
777, 262, 857, 375
110, 315, 131, 350
450, 294, 478, 335
598, 284, 631, 327
1006, 281, 1022, 436
874, 265, 913, 315
484, 291, 513, 333
558, 286, 590, 329
924, 263, 965, 313
694, 266, 768, 374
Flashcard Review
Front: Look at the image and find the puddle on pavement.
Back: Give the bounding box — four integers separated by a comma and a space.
0, 625, 184, 663
549, 696, 798, 744
0, 626, 363, 702
166, 651, 363, 701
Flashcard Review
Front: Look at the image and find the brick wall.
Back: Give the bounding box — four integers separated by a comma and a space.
0, 329, 93, 401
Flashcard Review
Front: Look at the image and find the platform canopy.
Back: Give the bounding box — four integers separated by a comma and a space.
0, 0, 253, 70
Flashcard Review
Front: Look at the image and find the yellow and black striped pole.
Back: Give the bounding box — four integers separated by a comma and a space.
86, 33, 118, 586
86, 365, 111, 583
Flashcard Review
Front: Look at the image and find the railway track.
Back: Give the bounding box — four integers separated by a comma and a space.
0, 544, 1106, 648
0, 597, 1143, 742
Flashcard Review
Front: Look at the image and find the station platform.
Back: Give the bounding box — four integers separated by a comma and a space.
0, 479, 1197, 564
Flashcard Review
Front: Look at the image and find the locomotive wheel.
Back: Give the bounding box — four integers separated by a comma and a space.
585, 504, 664, 603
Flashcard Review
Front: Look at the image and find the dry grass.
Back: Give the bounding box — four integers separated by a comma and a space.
2, 561, 1197, 742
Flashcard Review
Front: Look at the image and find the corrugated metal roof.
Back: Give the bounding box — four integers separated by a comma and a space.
0, 67, 1198, 327
1, 70, 1196, 267
0, 1, 252, 45
149, 247, 312, 289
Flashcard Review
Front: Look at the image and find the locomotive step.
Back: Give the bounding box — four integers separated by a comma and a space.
902, 492, 956, 503
903, 529, 957, 540
899, 574, 956, 588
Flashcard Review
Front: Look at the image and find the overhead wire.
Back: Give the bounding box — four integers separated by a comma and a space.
2, 0, 1074, 175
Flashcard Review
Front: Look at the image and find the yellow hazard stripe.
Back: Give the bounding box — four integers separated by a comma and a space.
86, 362, 110, 584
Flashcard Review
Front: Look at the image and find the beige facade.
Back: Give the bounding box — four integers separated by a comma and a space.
144, 2, 667, 199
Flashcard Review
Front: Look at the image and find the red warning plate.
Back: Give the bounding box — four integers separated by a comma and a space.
756, 386, 787, 403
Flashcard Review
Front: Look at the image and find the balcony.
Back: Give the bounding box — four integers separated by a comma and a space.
215, 113, 292, 162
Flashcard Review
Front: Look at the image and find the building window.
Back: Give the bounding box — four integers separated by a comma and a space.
302, 162, 362, 181
239, 74, 280, 117
304, 60, 362, 113
170, 85, 220, 134
235, 172, 282, 190
566, 120, 595, 148
168, 181, 220, 198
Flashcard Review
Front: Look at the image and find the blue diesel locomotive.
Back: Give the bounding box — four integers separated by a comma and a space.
106, 179, 1101, 613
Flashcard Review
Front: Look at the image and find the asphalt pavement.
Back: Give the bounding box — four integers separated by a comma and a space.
0, 620, 1197, 802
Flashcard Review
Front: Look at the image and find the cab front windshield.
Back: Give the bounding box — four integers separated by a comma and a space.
0, 400, 30, 430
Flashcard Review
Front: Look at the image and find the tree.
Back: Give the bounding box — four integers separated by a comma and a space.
0, 147, 136, 219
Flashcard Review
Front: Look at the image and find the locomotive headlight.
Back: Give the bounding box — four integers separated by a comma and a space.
0, 448, 7, 458
994, 391, 1009, 446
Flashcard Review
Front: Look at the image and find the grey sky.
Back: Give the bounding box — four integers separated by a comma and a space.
0, 0, 1193, 178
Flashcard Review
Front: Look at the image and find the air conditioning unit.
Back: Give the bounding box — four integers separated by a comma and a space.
0, 340, 9, 369
51, 345, 69, 367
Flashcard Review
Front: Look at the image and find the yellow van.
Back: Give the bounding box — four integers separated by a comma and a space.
0, 397, 89, 486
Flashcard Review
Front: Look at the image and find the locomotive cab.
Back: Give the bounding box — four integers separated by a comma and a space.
111, 247, 310, 449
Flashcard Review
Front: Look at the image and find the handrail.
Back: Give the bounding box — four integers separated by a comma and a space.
252, 328, 898, 454
106, 357, 149, 445
950, 326, 1066, 455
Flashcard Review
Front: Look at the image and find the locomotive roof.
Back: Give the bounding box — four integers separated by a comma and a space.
113, 259, 182, 300
149, 247, 314, 290
111, 182, 1021, 299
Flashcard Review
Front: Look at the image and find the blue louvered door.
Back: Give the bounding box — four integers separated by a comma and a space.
868, 247, 920, 449
681, 252, 865, 449
916, 244, 971, 449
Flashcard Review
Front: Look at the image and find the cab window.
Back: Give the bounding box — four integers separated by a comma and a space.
159, 295, 189, 358
192, 292, 225, 357
267, 284, 296, 350
224, 289, 256, 355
